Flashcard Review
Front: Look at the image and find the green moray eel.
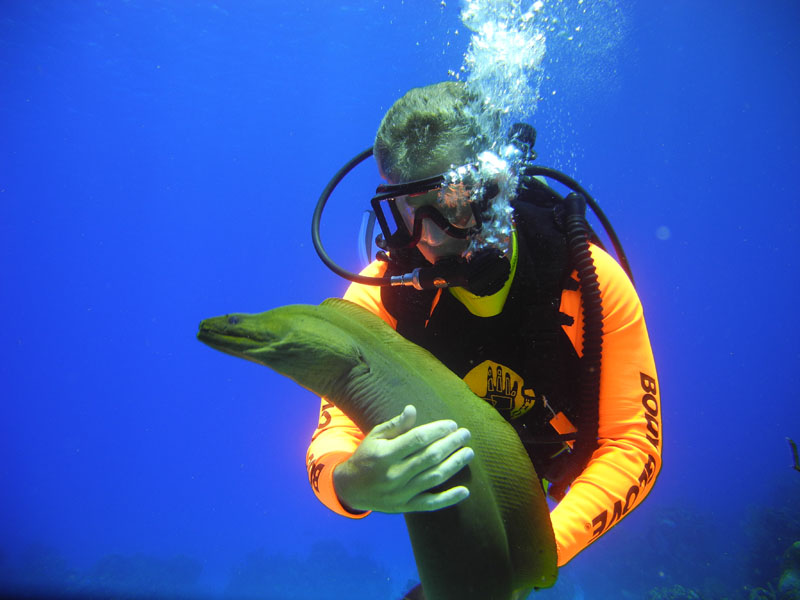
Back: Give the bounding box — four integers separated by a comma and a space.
197, 298, 557, 600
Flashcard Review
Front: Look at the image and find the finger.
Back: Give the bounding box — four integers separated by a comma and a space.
404, 445, 474, 498
391, 419, 460, 459
404, 485, 470, 512
401, 427, 471, 478
369, 405, 417, 440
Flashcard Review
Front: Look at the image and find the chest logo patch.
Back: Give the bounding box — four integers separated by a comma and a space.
463, 360, 536, 419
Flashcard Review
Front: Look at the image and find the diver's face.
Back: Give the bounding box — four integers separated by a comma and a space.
396, 190, 476, 264
394, 149, 478, 263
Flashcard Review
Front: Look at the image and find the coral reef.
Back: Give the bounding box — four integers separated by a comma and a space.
745, 477, 800, 588
647, 584, 701, 600
0, 486, 797, 600
85, 553, 203, 598
0, 545, 203, 599
225, 540, 391, 600
779, 541, 800, 600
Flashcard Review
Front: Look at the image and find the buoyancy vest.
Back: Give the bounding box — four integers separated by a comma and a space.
380, 197, 599, 493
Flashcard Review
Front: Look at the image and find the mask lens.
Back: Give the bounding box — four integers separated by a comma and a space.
438, 182, 472, 223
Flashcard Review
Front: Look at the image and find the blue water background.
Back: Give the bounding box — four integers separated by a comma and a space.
1, 1, 798, 598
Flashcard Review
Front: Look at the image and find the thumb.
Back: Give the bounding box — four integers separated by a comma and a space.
369, 405, 417, 440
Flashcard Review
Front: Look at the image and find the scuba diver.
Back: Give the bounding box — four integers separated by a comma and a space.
307, 81, 662, 597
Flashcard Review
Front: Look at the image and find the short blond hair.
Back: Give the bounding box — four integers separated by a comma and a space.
374, 82, 496, 183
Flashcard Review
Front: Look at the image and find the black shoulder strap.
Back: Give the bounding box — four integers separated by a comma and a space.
511, 199, 578, 424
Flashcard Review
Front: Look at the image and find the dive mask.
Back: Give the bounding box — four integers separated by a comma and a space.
370, 159, 502, 254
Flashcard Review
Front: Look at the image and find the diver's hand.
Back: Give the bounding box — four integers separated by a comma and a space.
333, 405, 474, 514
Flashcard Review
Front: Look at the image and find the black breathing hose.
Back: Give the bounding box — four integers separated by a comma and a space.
311, 147, 385, 285
548, 192, 604, 501
525, 165, 634, 286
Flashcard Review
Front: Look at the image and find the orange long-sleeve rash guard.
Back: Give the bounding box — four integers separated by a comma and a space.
305, 244, 662, 567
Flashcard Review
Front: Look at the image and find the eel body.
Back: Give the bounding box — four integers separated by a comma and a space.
197, 298, 557, 599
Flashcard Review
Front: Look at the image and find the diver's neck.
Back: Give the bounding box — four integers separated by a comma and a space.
448, 230, 518, 317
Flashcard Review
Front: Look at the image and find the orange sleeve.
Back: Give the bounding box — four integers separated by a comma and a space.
305, 261, 395, 518
550, 245, 662, 566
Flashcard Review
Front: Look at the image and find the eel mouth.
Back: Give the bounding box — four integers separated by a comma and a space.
197, 317, 272, 353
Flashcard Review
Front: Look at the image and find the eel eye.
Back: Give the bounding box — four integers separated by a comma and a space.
227, 315, 240, 325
